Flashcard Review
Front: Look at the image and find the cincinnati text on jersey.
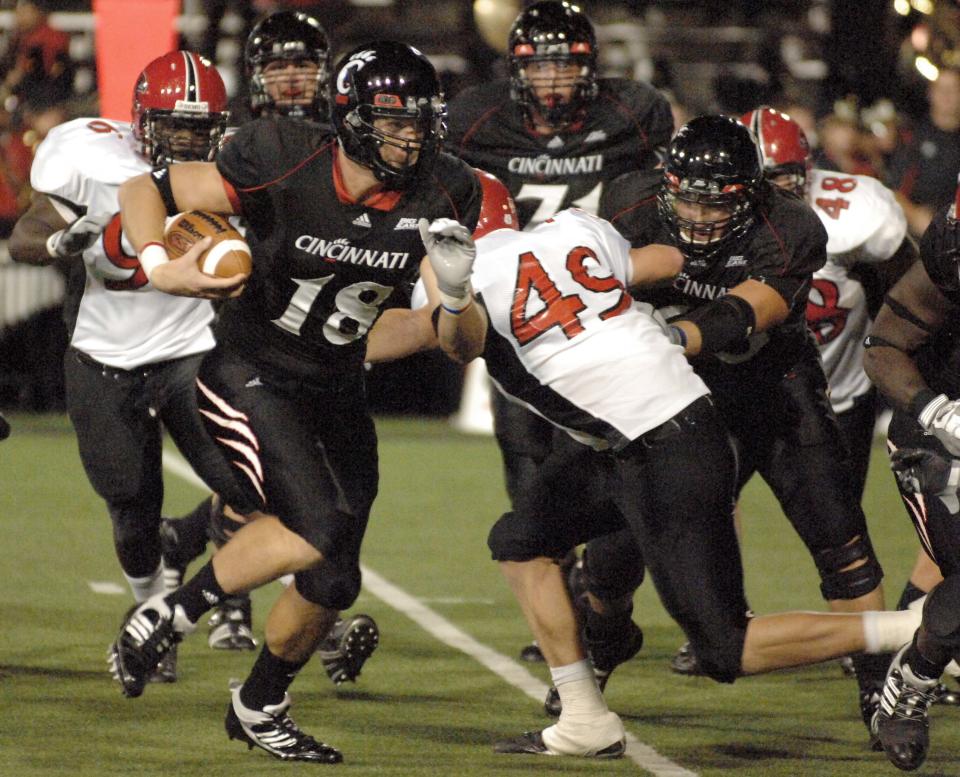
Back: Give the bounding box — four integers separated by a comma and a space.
507, 153, 604, 176
294, 235, 412, 270
673, 274, 731, 300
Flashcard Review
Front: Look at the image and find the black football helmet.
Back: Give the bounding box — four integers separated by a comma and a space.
658, 115, 763, 263
245, 10, 331, 120
331, 41, 446, 190
508, 0, 598, 127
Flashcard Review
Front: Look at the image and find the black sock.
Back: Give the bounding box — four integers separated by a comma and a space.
166, 561, 227, 623
240, 645, 309, 710
852, 652, 891, 693
896, 581, 927, 612
163, 496, 213, 568
905, 634, 944, 682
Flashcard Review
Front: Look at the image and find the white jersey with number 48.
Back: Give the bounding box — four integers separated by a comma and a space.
805, 169, 907, 413
30, 117, 215, 370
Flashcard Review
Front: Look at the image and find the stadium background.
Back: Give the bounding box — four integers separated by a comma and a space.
0, 0, 954, 416
3, 3, 960, 774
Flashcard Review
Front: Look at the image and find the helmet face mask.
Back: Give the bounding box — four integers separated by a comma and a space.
132, 51, 228, 167
332, 42, 447, 190
658, 115, 763, 264
508, 1, 598, 128
246, 11, 331, 120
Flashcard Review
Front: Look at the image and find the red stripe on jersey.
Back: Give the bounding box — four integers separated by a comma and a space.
331, 146, 402, 211
458, 103, 507, 154
610, 194, 656, 225
758, 208, 792, 276
221, 177, 242, 214
234, 139, 336, 194
599, 92, 648, 150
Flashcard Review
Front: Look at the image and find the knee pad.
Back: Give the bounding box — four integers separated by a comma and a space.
294, 564, 361, 611
109, 503, 161, 577
487, 511, 570, 562
923, 575, 960, 643
814, 535, 884, 600
581, 532, 645, 602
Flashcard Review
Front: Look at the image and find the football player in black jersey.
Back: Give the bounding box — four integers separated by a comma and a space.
864, 198, 960, 770
576, 116, 891, 740
107, 42, 484, 763
449, 0, 672, 665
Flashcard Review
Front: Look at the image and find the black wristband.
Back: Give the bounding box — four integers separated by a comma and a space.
909, 388, 940, 421
150, 165, 181, 217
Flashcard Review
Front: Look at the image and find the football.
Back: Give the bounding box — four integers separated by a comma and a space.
163, 211, 252, 278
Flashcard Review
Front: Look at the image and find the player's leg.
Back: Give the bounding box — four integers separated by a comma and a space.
759, 358, 887, 737
488, 464, 627, 757
156, 354, 261, 650
65, 349, 180, 683
874, 416, 960, 769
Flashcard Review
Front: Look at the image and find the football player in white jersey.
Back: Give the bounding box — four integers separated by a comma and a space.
740, 109, 958, 669
421, 206, 923, 758
8, 51, 259, 680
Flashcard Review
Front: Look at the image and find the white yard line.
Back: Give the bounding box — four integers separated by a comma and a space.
162, 450, 697, 777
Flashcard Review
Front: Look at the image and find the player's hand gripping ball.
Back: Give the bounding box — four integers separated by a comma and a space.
164, 211, 251, 278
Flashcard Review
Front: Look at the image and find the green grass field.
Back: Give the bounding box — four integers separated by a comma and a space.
2, 412, 958, 776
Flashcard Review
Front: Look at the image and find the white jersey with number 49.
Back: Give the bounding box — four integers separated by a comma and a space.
471, 208, 708, 450
805, 169, 907, 413
30, 117, 215, 370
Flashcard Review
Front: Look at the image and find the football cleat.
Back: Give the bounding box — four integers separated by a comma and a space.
669, 641, 702, 676
108, 594, 187, 698
148, 644, 178, 684
495, 713, 626, 758
225, 687, 342, 763
318, 614, 379, 685
935, 681, 960, 706
875, 644, 940, 771
860, 688, 883, 752
519, 642, 545, 663
839, 655, 856, 677
208, 596, 257, 651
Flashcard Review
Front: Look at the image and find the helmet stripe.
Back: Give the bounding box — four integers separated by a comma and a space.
183, 51, 198, 101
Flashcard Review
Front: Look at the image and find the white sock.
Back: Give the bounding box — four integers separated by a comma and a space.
125, 563, 165, 603
550, 660, 608, 718
862, 609, 922, 653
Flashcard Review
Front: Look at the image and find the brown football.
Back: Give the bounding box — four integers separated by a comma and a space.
163, 211, 252, 278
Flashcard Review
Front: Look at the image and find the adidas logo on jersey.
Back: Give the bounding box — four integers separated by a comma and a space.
394, 218, 420, 230
352, 213, 372, 228
724, 255, 747, 267
547, 136, 564, 149
585, 129, 608, 144
245, 376, 263, 388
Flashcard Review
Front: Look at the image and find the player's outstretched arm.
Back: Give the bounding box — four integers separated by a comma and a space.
864, 260, 960, 453
627, 244, 683, 286
418, 218, 487, 363
364, 306, 439, 364
118, 162, 246, 299
9, 192, 110, 266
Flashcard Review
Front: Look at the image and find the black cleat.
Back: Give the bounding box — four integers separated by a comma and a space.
160, 518, 193, 592
494, 729, 625, 758
860, 688, 883, 752
544, 621, 643, 717
670, 641, 702, 676
875, 645, 939, 771
208, 596, 257, 651
225, 688, 343, 763
319, 614, 379, 685
519, 642, 545, 663
148, 644, 178, 684
839, 655, 856, 677
935, 681, 960, 706
108, 594, 183, 698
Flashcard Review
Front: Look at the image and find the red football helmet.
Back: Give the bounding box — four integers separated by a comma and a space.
473, 169, 519, 238
132, 51, 229, 167
740, 107, 811, 195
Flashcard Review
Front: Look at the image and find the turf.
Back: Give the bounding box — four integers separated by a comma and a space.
1, 412, 958, 776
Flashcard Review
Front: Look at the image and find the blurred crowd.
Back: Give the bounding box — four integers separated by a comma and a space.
0, 0, 959, 410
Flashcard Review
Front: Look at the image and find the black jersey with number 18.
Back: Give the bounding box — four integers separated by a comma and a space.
214, 116, 481, 381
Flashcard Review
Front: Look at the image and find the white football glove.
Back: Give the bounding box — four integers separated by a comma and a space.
919, 394, 960, 457
46, 212, 114, 259
418, 217, 475, 311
